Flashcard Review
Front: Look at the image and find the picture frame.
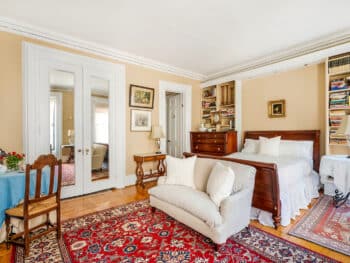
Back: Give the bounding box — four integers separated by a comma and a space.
268, 99, 286, 118
129, 84, 154, 109
131, 109, 152, 131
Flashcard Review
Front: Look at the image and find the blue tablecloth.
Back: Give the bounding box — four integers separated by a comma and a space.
0, 168, 53, 226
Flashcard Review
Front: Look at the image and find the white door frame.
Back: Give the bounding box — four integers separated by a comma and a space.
23, 42, 126, 196
159, 81, 192, 154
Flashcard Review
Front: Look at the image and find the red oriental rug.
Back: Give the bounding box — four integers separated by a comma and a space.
13, 200, 338, 263
289, 195, 350, 256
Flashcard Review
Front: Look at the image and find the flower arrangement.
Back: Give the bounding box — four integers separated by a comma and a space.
0, 152, 25, 171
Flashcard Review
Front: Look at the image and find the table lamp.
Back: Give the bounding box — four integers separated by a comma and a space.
151, 125, 165, 154
335, 115, 350, 158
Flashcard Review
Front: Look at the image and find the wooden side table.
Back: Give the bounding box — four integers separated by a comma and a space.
134, 153, 166, 189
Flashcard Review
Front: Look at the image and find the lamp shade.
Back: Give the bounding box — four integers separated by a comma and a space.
336, 115, 350, 136
151, 126, 165, 139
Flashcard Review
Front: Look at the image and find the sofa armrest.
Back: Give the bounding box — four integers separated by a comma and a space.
220, 187, 254, 222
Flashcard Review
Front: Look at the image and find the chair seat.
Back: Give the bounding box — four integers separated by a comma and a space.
6, 197, 57, 218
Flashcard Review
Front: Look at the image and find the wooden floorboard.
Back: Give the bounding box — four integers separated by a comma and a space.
1, 182, 349, 262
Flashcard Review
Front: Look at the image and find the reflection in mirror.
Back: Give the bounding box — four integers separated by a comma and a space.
49, 69, 75, 187
91, 77, 109, 181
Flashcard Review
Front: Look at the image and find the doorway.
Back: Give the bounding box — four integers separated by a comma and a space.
159, 81, 192, 155
23, 43, 126, 198
166, 92, 183, 157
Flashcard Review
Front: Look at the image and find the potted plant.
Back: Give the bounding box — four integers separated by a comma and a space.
1, 152, 25, 171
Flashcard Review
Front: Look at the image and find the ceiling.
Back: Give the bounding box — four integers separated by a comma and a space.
1, 0, 350, 79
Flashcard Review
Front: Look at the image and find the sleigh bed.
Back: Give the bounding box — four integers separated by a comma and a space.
184, 130, 320, 229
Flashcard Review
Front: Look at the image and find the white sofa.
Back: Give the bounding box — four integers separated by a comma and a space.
149, 157, 256, 245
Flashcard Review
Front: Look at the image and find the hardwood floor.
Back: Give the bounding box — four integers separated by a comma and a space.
1, 182, 348, 262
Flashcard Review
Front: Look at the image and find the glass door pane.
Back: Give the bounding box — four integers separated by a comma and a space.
49, 69, 76, 187
90, 77, 110, 182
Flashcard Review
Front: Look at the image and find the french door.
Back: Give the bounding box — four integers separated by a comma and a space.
24, 43, 125, 199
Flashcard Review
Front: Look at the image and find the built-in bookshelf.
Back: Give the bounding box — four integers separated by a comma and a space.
201, 81, 235, 131
326, 53, 350, 154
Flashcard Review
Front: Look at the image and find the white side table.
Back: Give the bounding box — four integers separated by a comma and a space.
320, 155, 350, 207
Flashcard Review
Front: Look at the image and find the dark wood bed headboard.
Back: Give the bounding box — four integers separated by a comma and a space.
244, 130, 321, 172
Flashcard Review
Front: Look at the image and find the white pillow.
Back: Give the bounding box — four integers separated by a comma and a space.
165, 155, 197, 188
241, 139, 259, 153
279, 140, 313, 160
206, 162, 235, 207
258, 136, 281, 156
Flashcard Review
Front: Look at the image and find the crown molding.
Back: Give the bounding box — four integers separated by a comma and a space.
1, 16, 350, 85
202, 29, 350, 86
0, 16, 205, 81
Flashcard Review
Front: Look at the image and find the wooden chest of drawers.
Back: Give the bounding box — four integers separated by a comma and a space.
190, 130, 237, 156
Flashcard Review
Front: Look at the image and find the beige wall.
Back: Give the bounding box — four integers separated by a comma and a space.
0, 31, 201, 176
242, 63, 326, 154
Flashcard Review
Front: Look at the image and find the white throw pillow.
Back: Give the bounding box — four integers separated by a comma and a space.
206, 162, 235, 207
258, 136, 281, 156
241, 139, 259, 153
165, 155, 197, 188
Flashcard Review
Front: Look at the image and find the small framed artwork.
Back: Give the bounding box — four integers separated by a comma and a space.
268, 99, 286, 118
129, 84, 154, 109
131, 109, 152, 131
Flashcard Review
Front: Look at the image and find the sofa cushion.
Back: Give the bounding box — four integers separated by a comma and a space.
164, 155, 197, 188
206, 162, 235, 207
149, 184, 222, 227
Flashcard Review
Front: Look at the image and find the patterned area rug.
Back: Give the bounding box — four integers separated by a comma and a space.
289, 195, 350, 256
13, 200, 338, 263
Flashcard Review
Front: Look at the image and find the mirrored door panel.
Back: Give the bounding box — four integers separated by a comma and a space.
49, 69, 77, 188
90, 77, 110, 182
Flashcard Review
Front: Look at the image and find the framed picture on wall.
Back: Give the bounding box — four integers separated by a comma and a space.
131, 109, 152, 131
268, 99, 286, 118
129, 84, 154, 109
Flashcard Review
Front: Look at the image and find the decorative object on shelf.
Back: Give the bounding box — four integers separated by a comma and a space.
67, 129, 74, 144
131, 109, 152, 131
268, 99, 286, 118
212, 111, 221, 124
335, 115, 350, 157
1, 152, 25, 171
199, 123, 207, 132
150, 125, 165, 154
129, 84, 154, 109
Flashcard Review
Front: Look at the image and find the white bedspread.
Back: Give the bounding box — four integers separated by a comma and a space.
227, 152, 320, 226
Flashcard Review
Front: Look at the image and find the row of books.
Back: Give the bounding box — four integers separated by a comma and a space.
328, 54, 350, 74
330, 79, 347, 91
329, 91, 350, 109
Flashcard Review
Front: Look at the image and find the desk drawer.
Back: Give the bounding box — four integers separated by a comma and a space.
192, 133, 226, 140
193, 144, 225, 153
192, 138, 225, 144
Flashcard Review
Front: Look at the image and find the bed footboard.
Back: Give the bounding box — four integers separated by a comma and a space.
183, 152, 281, 229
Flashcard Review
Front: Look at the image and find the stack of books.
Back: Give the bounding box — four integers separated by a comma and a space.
330, 79, 347, 91
329, 91, 349, 109
329, 110, 348, 145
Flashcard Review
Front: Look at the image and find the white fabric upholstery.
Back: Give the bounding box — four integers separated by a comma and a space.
206, 162, 235, 207
164, 155, 197, 188
149, 185, 222, 227
258, 136, 281, 156
149, 157, 256, 244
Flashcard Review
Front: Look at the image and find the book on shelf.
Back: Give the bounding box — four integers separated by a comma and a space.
328, 54, 350, 74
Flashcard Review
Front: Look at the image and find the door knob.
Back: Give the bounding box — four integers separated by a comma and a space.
77, 149, 82, 153
85, 148, 90, 154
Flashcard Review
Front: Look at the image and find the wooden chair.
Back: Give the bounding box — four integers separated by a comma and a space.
5, 154, 62, 257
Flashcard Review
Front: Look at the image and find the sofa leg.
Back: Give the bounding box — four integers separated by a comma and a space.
214, 243, 219, 252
